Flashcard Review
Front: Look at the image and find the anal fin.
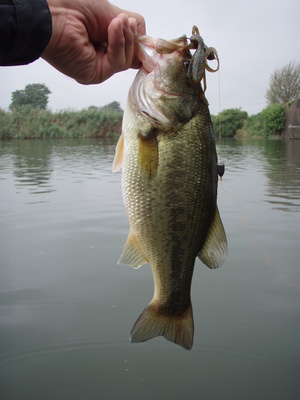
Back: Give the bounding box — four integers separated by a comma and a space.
118, 231, 148, 268
198, 206, 227, 269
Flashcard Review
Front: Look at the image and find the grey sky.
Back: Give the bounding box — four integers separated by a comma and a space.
1, 0, 299, 116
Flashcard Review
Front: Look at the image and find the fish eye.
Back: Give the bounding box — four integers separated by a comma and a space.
184, 60, 191, 71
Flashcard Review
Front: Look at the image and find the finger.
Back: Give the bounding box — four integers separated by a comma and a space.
123, 10, 146, 36
98, 15, 126, 82
108, 13, 132, 70
128, 17, 142, 69
131, 57, 142, 70
100, 13, 137, 82
122, 16, 136, 70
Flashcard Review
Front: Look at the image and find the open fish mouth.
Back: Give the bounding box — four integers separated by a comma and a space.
137, 25, 219, 92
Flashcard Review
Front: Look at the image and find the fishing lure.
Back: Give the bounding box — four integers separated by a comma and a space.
187, 25, 219, 92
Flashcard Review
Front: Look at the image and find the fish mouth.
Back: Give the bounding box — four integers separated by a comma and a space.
137, 35, 189, 75
136, 35, 188, 98
130, 35, 188, 127
137, 29, 219, 89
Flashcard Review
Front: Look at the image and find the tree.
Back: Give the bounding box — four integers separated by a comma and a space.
242, 104, 286, 137
10, 83, 51, 110
260, 104, 286, 136
212, 108, 248, 137
101, 101, 123, 113
266, 61, 300, 105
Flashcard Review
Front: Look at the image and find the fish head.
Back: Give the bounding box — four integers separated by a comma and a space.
129, 32, 208, 130
137, 35, 192, 93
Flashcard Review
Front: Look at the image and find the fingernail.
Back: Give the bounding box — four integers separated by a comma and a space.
127, 17, 137, 35
124, 14, 130, 30
132, 19, 137, 35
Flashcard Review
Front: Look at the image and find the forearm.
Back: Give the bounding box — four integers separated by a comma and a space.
0, 0, 52, 66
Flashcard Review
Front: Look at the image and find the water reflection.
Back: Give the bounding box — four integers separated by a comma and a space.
1, 137, 300, 212
263, 140, 300, 212
0, 139, 120, 204
1, 137, 299, 400
14, 144, 54, 200
218, 138, 300, 212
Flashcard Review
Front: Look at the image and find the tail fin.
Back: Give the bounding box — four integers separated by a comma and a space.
130, 302, 194, 350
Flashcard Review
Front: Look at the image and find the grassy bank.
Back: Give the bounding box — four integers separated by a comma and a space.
0, 107, 123, 139
1, 102, 288, 140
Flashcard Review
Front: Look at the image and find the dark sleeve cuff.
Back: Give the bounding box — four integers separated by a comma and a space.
0, 0, 52, 66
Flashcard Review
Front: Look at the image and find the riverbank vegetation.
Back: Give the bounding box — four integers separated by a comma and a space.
0, 102, 288, 140
1, 83, 123, 139
211, 103, 286, 138
0, 105, 123, 139
1, 58, 299, 140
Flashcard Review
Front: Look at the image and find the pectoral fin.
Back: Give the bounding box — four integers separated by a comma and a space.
112, 133, 124, 173
118, 231, 148, 268
138, 130, 158, 178
198, 206, 227, 269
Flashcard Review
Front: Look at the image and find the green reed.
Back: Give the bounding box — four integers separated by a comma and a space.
0, 107, 123, 139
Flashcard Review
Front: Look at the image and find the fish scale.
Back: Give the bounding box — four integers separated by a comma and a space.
113, 28, 227, 350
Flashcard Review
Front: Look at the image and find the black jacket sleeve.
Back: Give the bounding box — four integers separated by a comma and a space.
0, 0, 52, 66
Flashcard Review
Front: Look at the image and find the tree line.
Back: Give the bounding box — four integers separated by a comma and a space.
1, 60, 299, 140
0, 103, 123, 140
0, 83, 124, 139
211, 104, 286, 138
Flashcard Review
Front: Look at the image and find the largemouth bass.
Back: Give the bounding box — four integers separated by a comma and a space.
112, 26, 227, 350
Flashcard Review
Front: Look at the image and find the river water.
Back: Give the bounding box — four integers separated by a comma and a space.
0, 138, 299, 399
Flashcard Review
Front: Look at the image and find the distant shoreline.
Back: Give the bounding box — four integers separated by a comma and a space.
0, 107, 123, 140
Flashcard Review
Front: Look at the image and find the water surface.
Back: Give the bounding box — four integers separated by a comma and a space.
1, 138, 299, 399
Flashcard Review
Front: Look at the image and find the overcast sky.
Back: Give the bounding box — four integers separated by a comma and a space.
1, 0, 299, 116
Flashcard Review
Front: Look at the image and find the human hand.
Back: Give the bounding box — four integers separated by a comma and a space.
42, 0, 146, 84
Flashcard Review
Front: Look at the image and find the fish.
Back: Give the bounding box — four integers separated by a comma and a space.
112, 26, 227, 350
